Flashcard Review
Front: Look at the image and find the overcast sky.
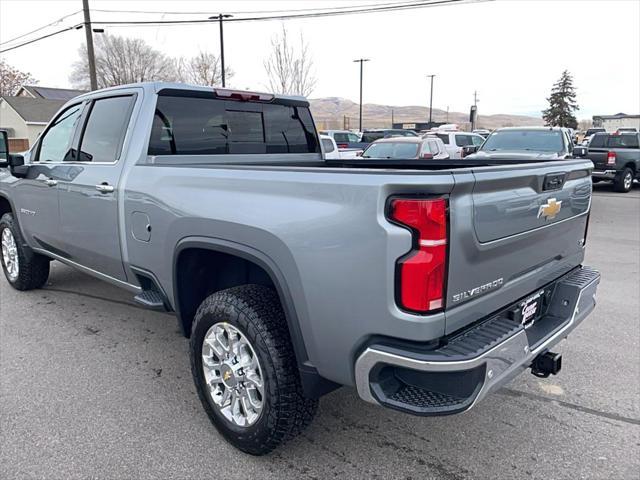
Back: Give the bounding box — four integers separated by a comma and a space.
1, 0, 639, 119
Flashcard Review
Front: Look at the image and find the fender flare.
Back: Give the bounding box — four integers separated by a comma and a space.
172, 236, 310, 364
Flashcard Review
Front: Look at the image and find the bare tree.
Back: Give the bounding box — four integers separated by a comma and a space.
0, 60, 37, 96
174, 51, 233, 86
70, 33, 178, 89
264, 25, 317, 97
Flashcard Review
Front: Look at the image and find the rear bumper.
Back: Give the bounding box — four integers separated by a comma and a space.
592, 170, 617, 179
354, 266, 600, 416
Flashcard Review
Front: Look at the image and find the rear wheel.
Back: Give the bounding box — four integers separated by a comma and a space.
0, 213, 50, 290
190, 284, 318, 455
613, 167, 634, 193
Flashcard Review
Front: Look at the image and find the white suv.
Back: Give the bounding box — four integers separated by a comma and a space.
426, 131, 486, 159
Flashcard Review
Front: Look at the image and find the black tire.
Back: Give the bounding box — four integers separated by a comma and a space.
613, 167, 634, 193
190, 284, 318, 455
0, 213, 50, 290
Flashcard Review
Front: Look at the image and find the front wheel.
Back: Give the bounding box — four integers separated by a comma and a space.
190, 285, 318, 455
613, 167, 634, 193
0, 213, 50, 290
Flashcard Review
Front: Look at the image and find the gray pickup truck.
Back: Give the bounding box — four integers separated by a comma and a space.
0, 83, 600, 455
586, 132, 639, 192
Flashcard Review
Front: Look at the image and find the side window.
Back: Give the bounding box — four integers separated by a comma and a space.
38, 104, 82, 162
429, 140, 440, 154
333, 133, 348, 143
436, 133, 449, 144
77, 96, 134, 162
420, 142, 433, 154
471, 135, 484, 147
348, 133, 359, 142
321, 138, 335, 153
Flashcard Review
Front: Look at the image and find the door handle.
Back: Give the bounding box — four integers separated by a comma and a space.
95, 183, 114, 194
44, 179, 58, 187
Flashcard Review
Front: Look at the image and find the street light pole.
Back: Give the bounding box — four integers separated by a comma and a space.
209, 14, 232, 87
353, 58, 370, 132
427, 74, 435, 126
82, 0, 97, 90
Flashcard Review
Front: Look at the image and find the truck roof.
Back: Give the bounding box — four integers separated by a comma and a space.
72, 81, 309, 106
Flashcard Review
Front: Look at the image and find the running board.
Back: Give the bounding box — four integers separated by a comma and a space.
134, 289, 168, 311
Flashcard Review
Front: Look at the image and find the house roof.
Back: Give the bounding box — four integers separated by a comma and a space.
1, 96, 65, 123
18, 85, 87, 101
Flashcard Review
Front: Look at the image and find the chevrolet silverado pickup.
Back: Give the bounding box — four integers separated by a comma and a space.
0, 83, 600, 455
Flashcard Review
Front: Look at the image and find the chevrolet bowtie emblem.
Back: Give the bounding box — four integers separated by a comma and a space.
537, 198, 562, 220
223, 371, 232, 381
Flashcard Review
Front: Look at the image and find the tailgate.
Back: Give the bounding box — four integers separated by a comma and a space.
586, 148, 609, 170
444, 160, 592, 334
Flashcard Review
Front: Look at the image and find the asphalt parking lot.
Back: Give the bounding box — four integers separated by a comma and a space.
1, 183, 639, 480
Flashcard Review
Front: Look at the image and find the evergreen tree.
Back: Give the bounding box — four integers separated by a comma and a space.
542, 70, 579, 129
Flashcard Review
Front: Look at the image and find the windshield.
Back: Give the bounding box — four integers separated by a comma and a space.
481, 130, 564, 152
362, 142, 419, 159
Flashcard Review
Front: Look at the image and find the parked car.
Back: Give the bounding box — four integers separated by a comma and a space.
616, 127, 638, 133
582, 127, 606, 145
0, 82, 600, 455
583, 132, 640, 192
360, 136, 449, 160
343, 128, 419, 151
464, 127, 578, 161
320, 134, 362, 159
425, 131, 486, 159
318, 129, 361, 148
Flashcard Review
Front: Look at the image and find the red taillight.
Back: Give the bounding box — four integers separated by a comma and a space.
607, 151, 616, 165
337, 143, 348, 149
389, 198, 448, 313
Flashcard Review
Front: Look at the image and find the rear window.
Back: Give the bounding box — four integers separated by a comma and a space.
435, 133, 450, 144
454, 134, 475, 147
148, 95, 319, 155
333, 132, 359, 143
321, 137, 335, 153
589, 133, 639, 149
361, 131, 384, 143
362, 142, 419, 159
481, 130, 564, 152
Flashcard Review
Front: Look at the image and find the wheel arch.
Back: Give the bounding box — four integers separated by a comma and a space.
172, 236, 306, 354
172, 237, 339, 398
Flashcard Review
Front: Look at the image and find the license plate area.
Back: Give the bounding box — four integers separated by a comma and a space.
509, 289, 546, 329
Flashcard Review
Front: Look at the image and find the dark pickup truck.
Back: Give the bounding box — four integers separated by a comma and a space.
587, 132, 639, 192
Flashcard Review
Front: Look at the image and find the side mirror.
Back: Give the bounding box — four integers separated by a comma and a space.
572, 146, 588, 157
0, 130, 8, 167
462, 145, 478, 157
9, 154, 28, 178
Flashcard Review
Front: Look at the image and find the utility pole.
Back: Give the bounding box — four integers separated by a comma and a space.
427, 74, 435, 126
209, 14, 233, 87
471, 90, 479, 130
353, 58, 370, 132
391, 108, 394, 127
446, 106, 449, 123
82, 0, 97, 91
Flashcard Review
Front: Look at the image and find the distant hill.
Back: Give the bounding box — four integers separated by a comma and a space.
309, 97, 544, 130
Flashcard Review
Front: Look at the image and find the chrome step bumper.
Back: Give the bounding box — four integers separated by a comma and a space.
354, 267, 601, 416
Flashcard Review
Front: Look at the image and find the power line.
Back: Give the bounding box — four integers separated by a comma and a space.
91, 0, 485, 26
0, 24, 82, 54
0, 9, 81, 47
91, 1, 414, 16
0, 0, 490, 54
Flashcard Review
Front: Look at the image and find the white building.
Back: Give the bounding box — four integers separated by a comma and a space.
592, 113, 640, 132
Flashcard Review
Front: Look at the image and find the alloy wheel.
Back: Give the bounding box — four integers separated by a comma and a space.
201, 322, 265, 427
